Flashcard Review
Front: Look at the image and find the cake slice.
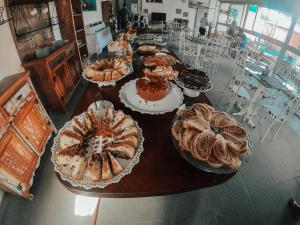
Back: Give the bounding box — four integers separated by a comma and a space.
86, 153, 102, 182
71, 156, 87, 180
106, 143, 136, 159
111, 110, 126, 128
59, 129, 83, 150
101, 152, 113, 181
114, 126, 138, 140
72, 117, 89, 136
115, 135, 138, 148
107, 152, 124, 175
113, 116, 134, 132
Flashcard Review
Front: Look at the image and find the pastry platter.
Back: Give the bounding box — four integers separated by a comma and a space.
171, 103, 252, 174
51, 106, 144, 189
119, 79, 184, 115
83, 61, 133, 87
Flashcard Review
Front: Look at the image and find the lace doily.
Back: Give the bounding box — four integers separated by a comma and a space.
82, 63, 134, 87
51, 113, 144, 189
119, 79, 184, 115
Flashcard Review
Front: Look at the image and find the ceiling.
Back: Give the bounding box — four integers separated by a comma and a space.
219, 0, 300, 14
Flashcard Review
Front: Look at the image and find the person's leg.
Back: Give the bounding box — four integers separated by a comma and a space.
289, 198, 300, 220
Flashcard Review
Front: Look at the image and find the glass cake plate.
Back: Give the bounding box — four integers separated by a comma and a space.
171, 104, 252, 174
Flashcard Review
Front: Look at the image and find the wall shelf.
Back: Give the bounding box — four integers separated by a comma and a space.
15, 22, 63, 37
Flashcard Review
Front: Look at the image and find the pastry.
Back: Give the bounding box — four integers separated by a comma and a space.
144, 54, 177, 67
221, 124, 247, 138
210, 112, 236, 128
144, 66, 177, 80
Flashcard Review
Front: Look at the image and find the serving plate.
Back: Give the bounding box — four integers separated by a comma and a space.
119, 79, 184, 115
51, 107, 144, 189
172, 104, 252, 174
83, 64, 133, 87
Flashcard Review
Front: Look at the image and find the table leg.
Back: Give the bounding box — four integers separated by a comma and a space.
91, 198, 101, 225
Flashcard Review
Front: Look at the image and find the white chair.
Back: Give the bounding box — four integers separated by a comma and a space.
196, 38, 223, 81
259, 95, 300, 142
223, 49, 253, 112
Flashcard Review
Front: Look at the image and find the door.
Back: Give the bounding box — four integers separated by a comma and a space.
13, 98, 52, 154
53, 63, 74, 103
0, 128, 38, 192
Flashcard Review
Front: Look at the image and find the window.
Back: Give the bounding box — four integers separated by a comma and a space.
228, 4, 245, 26
253, 7, 269, 34
218, 3, 230, 23
245, 5, 257, 30
289, 20, 300, 49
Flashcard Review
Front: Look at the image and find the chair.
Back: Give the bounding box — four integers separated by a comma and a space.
223, 49, 253, 112
259, 95, 300, 142
196, 38, 223, 81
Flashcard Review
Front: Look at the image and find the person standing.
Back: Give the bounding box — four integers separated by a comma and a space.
199, 12, 208, 37
118, 3, 131, 31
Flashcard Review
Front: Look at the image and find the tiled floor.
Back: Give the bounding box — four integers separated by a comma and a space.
1, 45, 300, 225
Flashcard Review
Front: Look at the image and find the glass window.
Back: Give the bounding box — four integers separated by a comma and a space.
228, 4, 245, 26
253, 7, 269, 34
289, 20, 300, 50
245, 5, 257, 31
218, 3, 230, 23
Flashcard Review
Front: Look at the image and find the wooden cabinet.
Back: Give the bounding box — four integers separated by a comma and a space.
0, 71, 55, 199
0, 128, 38, 198
23, 41, 81, 112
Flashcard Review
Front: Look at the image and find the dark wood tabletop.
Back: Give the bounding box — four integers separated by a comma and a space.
56, 49, 235, 198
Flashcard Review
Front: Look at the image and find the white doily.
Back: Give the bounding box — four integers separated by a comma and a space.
82, 64, 133, 87
119, 79, 184, 115
51, 113, 144, 189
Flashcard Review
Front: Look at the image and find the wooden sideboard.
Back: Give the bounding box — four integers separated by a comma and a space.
23, 41, 82, 112
0, 71, 55, 199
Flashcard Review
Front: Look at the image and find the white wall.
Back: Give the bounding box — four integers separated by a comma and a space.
83, 0, 103, 25
0, 0, 24, 80
141, 0, 197, 29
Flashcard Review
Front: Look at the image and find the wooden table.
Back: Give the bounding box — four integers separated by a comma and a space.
56, 53, 235, 198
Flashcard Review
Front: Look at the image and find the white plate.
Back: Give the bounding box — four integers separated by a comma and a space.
119, 79, 184, 115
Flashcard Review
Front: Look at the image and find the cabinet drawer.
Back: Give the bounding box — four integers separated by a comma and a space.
3, 83, 32, 116
13, 98, 52, 154
0, 128, 38, 192
0, 108, 9, 132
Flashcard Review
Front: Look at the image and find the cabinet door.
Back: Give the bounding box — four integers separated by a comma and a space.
0, 128, 38, 192
53, 63, 73, 103
13, 98, 52, 154
66, 54, 81, 86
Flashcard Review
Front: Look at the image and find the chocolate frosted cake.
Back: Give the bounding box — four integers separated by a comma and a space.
178, 69, 209, 90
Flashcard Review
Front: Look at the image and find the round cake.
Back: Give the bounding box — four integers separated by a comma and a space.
136, 74, 169, 101
83, 58, 128, 82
